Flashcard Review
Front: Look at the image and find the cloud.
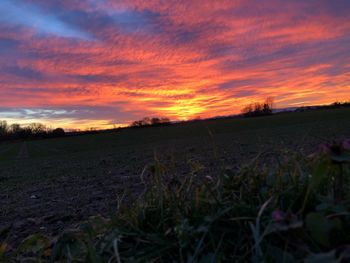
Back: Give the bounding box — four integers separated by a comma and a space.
0, 0, 349, 128
3, 66, 44, 80
0, 0, 92, 40
0, 38, 20, 52
219, 79, 266, 90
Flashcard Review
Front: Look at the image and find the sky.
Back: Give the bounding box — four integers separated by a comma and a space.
0, 0, 349, 130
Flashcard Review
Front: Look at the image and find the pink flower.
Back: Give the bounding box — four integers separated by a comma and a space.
343, 139, 350, 150
272, 210, 285, 222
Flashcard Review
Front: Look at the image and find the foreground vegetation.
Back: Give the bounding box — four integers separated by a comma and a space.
2, 138, 350, 262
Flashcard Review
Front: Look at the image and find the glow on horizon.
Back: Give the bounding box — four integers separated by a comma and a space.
0, 0, 349, 129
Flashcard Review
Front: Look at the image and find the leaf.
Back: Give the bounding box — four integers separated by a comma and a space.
330, 153, 350, 164
198, 253, 216, 263
311, 162, 328, 191
304, 250, 337, 263
85, 240, 102, 263
265, 221, 303, 235
316, 202, 347, 214
265, 245, 295, 263
16, 234, 51, 256
305, 213, 330, 247
51, 231, 86, 261
330, 217, 343, 232
0, 243, 8, 257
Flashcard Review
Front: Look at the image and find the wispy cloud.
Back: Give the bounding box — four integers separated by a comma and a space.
0, 0, 92, 40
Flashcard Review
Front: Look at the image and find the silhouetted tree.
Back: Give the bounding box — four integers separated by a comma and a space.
0, 121, 8, 137
9, 124, 22, 134
160, 117, 171, 124
151, 117, 161, 125
242, 98, 274, 117
52, 128, 65, 137
131, 117, 171, 128
28, 123, 47, 135
266, 97, 274, 110
0, 121, 64, 140
131, 120, 141, 127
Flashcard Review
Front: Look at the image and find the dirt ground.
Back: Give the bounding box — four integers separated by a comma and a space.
1, 108, 349, 248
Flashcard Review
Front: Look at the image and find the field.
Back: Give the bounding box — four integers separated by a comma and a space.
1, 108, 350, 261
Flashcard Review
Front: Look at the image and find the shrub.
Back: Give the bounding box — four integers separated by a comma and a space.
51, 128, 65, 137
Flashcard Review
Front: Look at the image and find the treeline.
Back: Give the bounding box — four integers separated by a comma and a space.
296, 101, 350, 112
331, 101, 350, 107
241, 97, 274, 117
0, 121, 65, 141
130, 117, 171, 128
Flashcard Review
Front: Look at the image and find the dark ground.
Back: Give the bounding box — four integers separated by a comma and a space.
1, 108, 350, 247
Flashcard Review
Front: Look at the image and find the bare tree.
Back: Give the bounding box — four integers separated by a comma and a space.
242, 97, 274, 117
131, 117, 171, 128
0, 121, 8, 136
265, 97, 274, 112
28, 123, 47, 135
9, 123, 22, 134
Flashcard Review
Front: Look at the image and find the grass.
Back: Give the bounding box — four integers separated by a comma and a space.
2, 139, 350, 262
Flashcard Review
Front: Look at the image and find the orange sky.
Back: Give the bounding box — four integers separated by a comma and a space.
0, 0, 349, 129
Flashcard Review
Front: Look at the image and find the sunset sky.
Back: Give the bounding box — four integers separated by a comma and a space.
0, 0, 349, 129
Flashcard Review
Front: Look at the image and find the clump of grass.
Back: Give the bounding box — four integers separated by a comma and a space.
2, 139, 350, 262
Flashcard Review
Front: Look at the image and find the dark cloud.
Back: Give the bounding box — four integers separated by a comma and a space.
0, 38, 19, 51
3, 66, 44, 80
219, 79, 265, 90
72, 74, 127, 84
